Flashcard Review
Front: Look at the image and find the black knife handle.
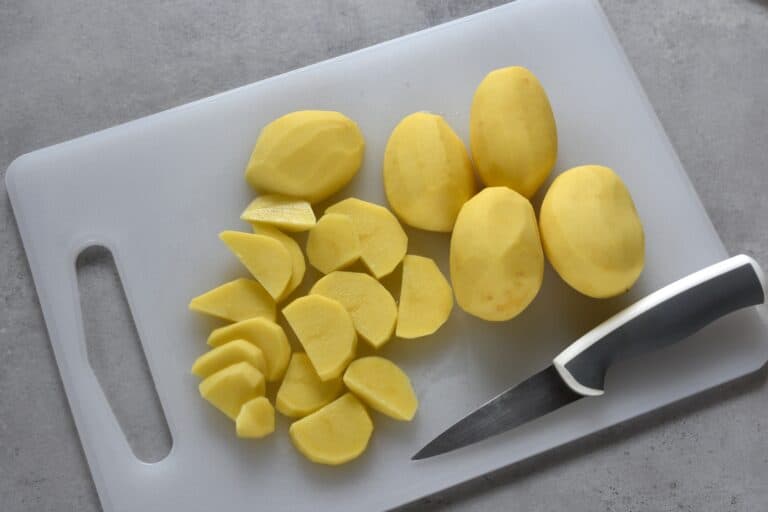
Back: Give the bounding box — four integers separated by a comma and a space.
552, 255, 766, 396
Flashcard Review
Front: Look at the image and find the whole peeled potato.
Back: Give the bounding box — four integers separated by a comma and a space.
470, 66, 557, 198
539, 165, 644, 298
383, 112, 476, 232
245, 111, 365, 203
450, 187, 544, 321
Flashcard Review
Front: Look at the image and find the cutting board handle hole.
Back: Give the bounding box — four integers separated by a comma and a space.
76, 245, 173, 463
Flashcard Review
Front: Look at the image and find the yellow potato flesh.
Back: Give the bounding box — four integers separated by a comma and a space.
199, 362, 265, 420
240, 194, 316, 232
219, 231, 292, 300
236, 397, 275, 438
450, 187, 544, 321
343, 357, 418, 421
250, 223, 306, 300
383, 112, 476, 232
326, 198, 407, 279
188, 278, 276, 323
245, 110, 365, 203
306, 213, 361, 274
191, 339, 266, 379
396, 255, 453, 339
470, 66, 557, 198
282, 295, 357, 381
276, 353, 343, 418
289, 393, 373, 465
539, 165, 645, 298
311, 271, 397, 348
208, 318, 291, 382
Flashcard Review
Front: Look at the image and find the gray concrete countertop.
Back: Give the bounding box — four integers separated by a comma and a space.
1, 1, 767, 510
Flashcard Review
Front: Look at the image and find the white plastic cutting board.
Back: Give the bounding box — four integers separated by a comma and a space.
7, 0, 768, 510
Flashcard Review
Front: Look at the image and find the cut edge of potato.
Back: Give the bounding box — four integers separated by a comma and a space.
288, 393, 373, 465
240, 194, 317, 231
219, 230, 293, 300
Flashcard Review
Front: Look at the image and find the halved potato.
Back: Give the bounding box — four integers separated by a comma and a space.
326, 198, 407, 278
236, 396, 275, 439
450, 187, 544, 321
245, 111, 365, 203
343, 357, 418, 421
311, 271, 397, 348
208, 318, 291, 382
191, 339, 266, 379
396, 255, 453, 339
199, 361, 265, 420
240, 195, 316, 232
276, 353, 343, 418
251, 223, 306, 300
289, 393, 373, 465
282, 295, 357, 381
219, 231, 292, 300
189, 278, 276, 323
539, 165, 645, 298
383, 112, 476, 231
306, 213, 361, 274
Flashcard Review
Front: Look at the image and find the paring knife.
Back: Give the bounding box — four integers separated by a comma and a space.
413, 254, 766, 460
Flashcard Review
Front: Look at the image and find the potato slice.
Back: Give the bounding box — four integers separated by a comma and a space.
208, 318, 291, 382
191, 339, 267, 379
189, 278, 276, 323
219, 231, 292, 300
199, 362, 265, 420
289, 393, 373, 465
251, 223, 306, 300
470, 66, 557, 197
396, 255, 453, 338
326, 198, 407, 278
282, 295, 356, 381
450, 187, 544, 321
276, 353, 343, 418
245, 111, 365, 203
383, 112, 476, 232
236, 396, 275, 438
311, 271, 397, 348
343, 357, 418, 421
539, 165, 645, 298
306, 213, 361, 274
240, 195, 316, 232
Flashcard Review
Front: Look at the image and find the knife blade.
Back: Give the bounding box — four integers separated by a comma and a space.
413, 254, 766, 460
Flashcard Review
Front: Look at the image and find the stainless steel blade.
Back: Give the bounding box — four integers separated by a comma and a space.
412, 366, 581, 460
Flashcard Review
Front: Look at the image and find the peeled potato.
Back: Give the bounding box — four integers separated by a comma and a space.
306, 213, 361, 274
450, 187, 544, 321
311, 271, 397, 348
189, 278, 276, 323
396, 255, 453, 338
208, 318, 291, 382
470, 66, 557, 197
383, 112, 476, 231
236, 397, 275, 438
240, 195, 316, 232
289, 393, 373, 465
219, 231, 292, 300
326, 198, 407, 278
245, 111, 365, 203
191, 339, 267, 379
539, 165, 645, 298
250, 223, 305, 300
343, 357, 418, 421
199, 362, 265, 420
276, 353, 343, 418
282, 295, 357, 381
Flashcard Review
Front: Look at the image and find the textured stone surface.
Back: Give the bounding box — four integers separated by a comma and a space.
1, 1, 767, 510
